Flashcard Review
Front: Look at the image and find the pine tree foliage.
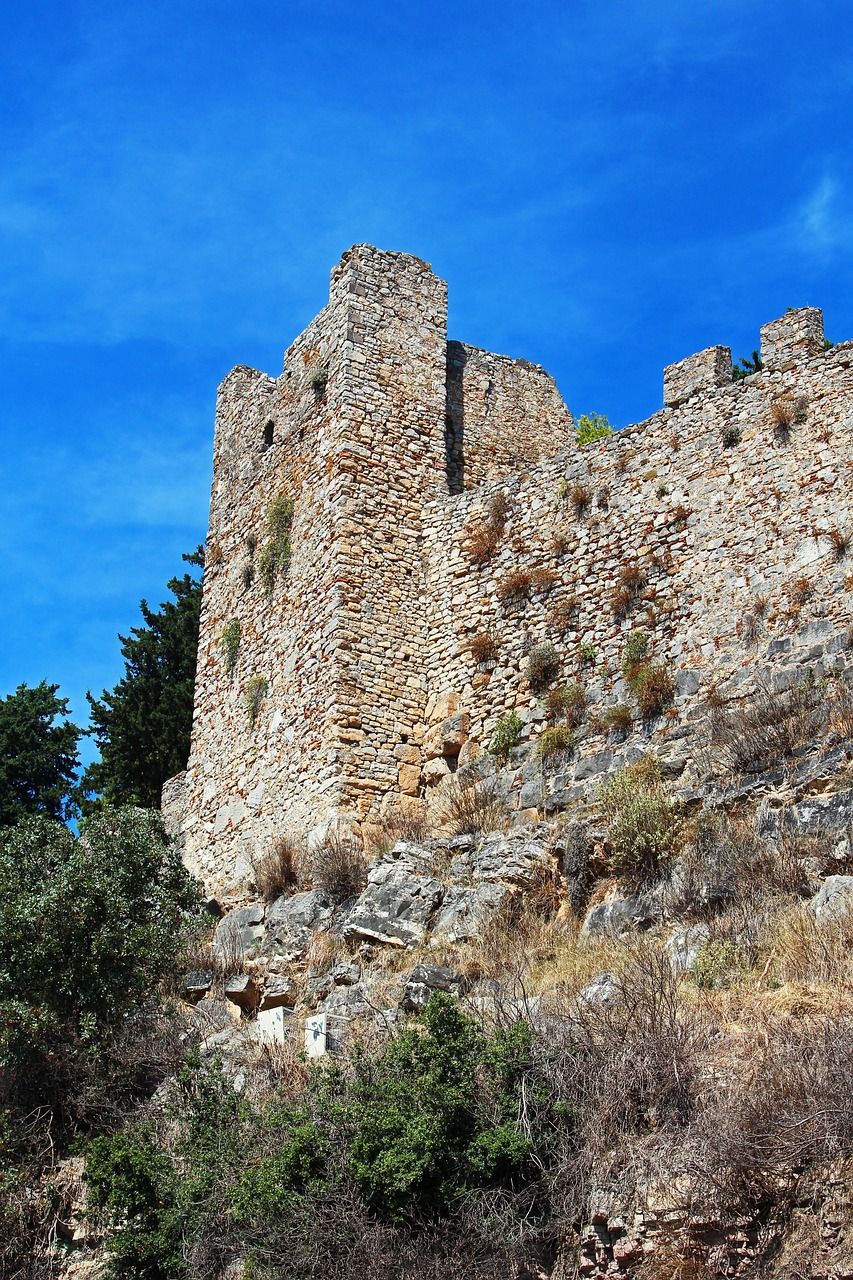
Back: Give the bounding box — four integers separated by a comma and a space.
0, 681, 80, 826
84, 548, 204, 809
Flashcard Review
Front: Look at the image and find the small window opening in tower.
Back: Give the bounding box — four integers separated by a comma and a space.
263, 420, 274, 451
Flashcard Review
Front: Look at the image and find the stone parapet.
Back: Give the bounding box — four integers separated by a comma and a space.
663, 345, 732, 407
760, 306, 825, 370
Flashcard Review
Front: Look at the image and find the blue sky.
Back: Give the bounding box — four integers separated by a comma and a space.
2, 0, 852, 762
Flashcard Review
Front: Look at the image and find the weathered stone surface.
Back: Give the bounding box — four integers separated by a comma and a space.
181, 969, 213, 1002
430, 881, 509, 944
401, 963, 463, 1012
259, 975, 298, 1010
343, 857, 443, 947
214, 902, 265, 957
262, 890, 333, 960
665, 923, 710, 974
449, 829, 552, 887
577, 972, 621, 1005
811, 875, 853, 924
223, 974, 260, 1012
166, 242, 852, 896
581, 890, 659, 938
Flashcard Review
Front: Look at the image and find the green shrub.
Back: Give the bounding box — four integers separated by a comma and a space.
598, 755, 682, 879
691, 939, 743, 990
622, 629, 650, 670
536, 725, 575, 760
576, 413, 613, 446
622, 631, 675, 718
578, 642, 596, 665
546, 682, 586, 727
0, 810, 200, 1087
244, 675, 268, 728
309, 364, 329, 398
488, 710, 523, 762
220, 618, 241, 676
257, 495, 295, 595
526, 642, 560, 693
348, 995, 534, 1220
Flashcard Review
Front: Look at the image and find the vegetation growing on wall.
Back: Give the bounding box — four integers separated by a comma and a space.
244, 675, 268, 728
220, 619, 241, 676
488, 710, 523, 761
258, 496, 295, 595
575, 412, 613, 446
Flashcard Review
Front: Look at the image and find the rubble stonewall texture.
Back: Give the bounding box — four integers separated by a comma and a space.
161, 245, 853, 899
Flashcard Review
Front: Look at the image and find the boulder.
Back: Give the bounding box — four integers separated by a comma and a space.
214, 902, 265, 958
181, 969, 213, 1002
259, 976, 298, 1010
449, 829, 552, 887
401, 963, 463, 1012
430, 881, 509, 944
665, 923, 710, 974
577, 972, 621, 1005
581, 891, 659, 938
343, 857, 443, 947
223, 974, 260, 1013
811, 875, 853, 925
262, 890, 333, 961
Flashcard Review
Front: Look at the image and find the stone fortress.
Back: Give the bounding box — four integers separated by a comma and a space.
163, 245, 853, 897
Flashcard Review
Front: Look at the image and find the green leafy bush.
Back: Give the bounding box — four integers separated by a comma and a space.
85, 998, 543, 1273
576, 413, 613, 446
691, 939, 743, 990
488, 710, 523, 761
598, 755, 682, 879
348, 995, 534, 1220
0, 809, 200, 1085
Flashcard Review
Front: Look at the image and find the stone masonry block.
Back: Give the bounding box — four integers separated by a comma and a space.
760, 307, 825, 370
663, 346, 732, 407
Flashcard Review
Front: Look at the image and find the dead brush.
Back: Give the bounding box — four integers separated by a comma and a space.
771, 392, 808, 438
548, 595, 580, 634
738, 594, 769, 644
529, 566, 558, 594
567, 482, 591, 517
302, 829, 367, 903
684, 1013, 853, 1213
246, 1037, 309, 1103
705, 679, 826, 776
546, 681, 587, 727
611, 560, 647, 619
442, 776, 507, 836
824, 527, 850, 560
251, 834, 300, 901
468, 631, 499, 664
463, 490, 510, 563
788, 574, 813, 606
768, 900, 853, 987
496, 567, 533, 606
827, 676, 853, 737
366, 804, 430, 853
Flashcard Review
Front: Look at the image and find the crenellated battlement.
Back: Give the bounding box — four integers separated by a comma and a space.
167, 248, 853, 897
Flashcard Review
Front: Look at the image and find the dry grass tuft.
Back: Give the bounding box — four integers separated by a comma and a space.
251, 834, 300, 901
442, 776, 507, 836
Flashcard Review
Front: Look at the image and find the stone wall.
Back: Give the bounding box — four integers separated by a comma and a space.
445, 340, 573, 491
172, 246, 853, 897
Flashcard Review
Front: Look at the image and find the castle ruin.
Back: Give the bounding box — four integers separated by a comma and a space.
163, 246, 853, 897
